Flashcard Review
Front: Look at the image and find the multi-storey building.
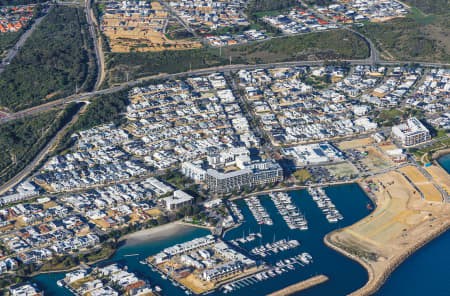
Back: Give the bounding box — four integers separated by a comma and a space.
392, 117, 431, 147
205, 159, 283, 194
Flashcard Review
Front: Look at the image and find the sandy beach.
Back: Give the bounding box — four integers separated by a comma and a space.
120, 222, 207, 246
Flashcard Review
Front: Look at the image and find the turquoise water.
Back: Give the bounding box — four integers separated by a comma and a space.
33, 184, 375, 295
439, 153, 450, 172
375, 156, 450, 296
33, 226, 211, 296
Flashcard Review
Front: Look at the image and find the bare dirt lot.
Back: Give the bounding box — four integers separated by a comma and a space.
357, 146, 393, 170
378, 143, 399, 152
399, 165, 443, 202
426, 164, 450, 195
327, 170, 450, 296
337, 137, 375, 150
101, 2, 201, 52
325, 162, 359, 178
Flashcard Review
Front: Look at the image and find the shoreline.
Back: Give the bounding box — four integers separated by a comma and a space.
119, 221, 211, 246
431, 148, 450, 162
325, 221, 450, 296
229, 180, 360, 201
324, 161, 450, 296
27, 222, 207, 280
27, 172, 447, 294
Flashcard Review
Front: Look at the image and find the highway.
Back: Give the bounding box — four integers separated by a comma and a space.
2, 54, 450, 125
0, 103, 87, 195
1, 3, 450, 124
0, 6, 449, 196
85, 0, 104, 91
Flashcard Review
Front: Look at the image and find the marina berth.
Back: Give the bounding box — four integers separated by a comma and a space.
270, 192, 308, 230
244, 196, 273, 226
230, 202, 245, 223
250, 239, 300, 257
307, 187, 344, 223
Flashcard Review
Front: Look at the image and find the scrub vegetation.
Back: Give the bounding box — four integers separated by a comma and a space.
0, 6, 96, 111
356, 1, 450, 63
105, 30, 369, 85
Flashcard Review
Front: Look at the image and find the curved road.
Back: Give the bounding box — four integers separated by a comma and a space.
0, 103, 87, 195
85, 0, 104, 91
2, 55, 449, 125
1, 7, 450, 195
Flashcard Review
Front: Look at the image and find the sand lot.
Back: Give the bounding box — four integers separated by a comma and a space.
327, 170, 450, 296
399, 166, 427, 183
399, 166, 443, 202
358, 146, 393, 170
426, 164, 450, 195
338, 137, 374, 150
379, 143, 399, 152
352, 172, 419, 245
101, 2, 201, 52
179, 273, 214, 295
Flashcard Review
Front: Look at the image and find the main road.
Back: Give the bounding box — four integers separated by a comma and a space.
2, 54, 450, 125
85, 0, 104, 91
0, 6, 449, 195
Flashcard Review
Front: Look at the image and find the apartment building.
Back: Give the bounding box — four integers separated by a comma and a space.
205, 159, 283, 194
392, 117, 431, 147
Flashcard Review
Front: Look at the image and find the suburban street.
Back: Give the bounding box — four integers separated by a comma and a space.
0, 6, 50, 75
0, 103, 87, 195
1, 54, 449, 125
0, 3, 449, 199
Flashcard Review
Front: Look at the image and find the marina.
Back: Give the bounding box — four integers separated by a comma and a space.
244, 196, 273, 226
270, 192, 308, 230
250, 239, 301, 257
229, 202, 245, 223
307, 187, 344, 223
221, 253, 312, 294
31, 185, 375, 296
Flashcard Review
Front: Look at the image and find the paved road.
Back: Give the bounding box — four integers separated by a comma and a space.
85, 0, 104, 91
157, 0, 205, 45
344, 26, 380, 65
0, 7, 50, 76
0, 103, 87, 195
299, 1, 380, 65
2, 56, 450, 125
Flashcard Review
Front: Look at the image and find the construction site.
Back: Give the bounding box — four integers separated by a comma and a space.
326, 164, 450, 295
100, 1, 201, 52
